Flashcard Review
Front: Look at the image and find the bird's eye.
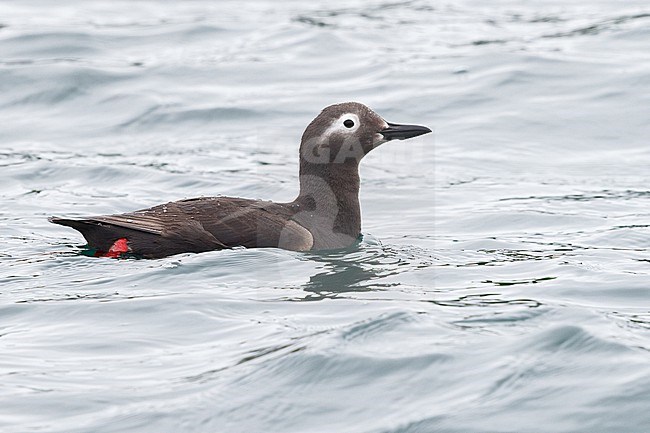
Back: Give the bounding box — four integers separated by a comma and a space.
343, 119, 355, 128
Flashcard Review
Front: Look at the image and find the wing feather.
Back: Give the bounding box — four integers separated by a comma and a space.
90, 214, 164, 235
51, 196, 313, 256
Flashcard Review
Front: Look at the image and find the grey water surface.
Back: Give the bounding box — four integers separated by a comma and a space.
2, 1, 650, 432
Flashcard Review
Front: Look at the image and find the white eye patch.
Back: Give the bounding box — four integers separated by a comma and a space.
323, 113, 360, 137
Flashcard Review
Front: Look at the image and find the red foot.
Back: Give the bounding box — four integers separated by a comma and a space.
101, 238, 130, 258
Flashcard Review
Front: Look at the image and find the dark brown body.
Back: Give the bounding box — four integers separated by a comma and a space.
50, 197, 314, 258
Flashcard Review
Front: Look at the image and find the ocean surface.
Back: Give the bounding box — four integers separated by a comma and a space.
2, 1, 650, 432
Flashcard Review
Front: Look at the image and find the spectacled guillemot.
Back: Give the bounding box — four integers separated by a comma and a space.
50, 102, 431, 258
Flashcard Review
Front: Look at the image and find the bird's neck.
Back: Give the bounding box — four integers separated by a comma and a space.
293, 161, 361, 249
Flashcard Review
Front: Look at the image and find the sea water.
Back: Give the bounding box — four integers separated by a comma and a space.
1, 1, 649, 432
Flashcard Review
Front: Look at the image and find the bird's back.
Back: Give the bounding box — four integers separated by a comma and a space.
50, 196, 313, 258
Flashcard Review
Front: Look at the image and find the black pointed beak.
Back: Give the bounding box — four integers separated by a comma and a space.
380, 122, 432, 141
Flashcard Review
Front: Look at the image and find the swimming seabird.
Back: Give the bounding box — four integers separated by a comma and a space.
49, 102, 431, 258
